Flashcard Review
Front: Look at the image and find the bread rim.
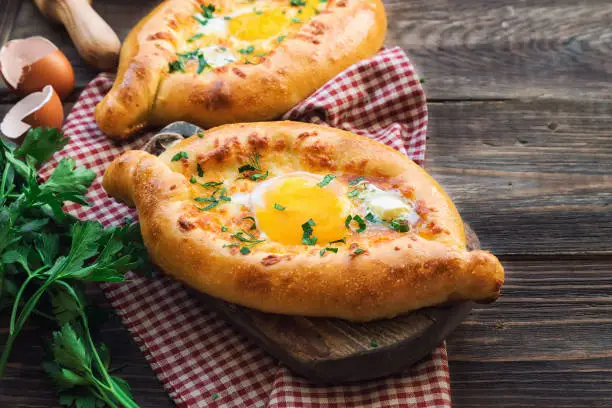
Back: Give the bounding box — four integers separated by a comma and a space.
103, 121, 504, 321
94, 0, 387, 139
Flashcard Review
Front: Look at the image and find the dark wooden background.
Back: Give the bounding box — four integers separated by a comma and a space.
1, 0, 611, 407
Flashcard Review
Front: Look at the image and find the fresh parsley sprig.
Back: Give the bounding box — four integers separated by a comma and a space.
0, 128, 148, 408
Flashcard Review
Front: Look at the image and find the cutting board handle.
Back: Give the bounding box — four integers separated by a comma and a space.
34, 0, 121, 71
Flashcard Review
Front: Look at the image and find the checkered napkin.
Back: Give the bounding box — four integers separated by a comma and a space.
40, 47, 449, 407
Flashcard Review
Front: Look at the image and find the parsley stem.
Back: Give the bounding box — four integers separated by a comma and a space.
56, 281, 140, 408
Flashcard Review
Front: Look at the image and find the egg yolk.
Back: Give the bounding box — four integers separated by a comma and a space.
254, 175, 348, 245
229, 10, 289, 41
228, 0, 321, 42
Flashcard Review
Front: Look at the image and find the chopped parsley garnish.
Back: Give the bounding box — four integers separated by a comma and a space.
370, 339, 378, 348
277, 35, 286, 43
348, 189, 360, 198
255, 53, 268, 57
354, 248, 364, 255
345, 215, 366, 232
200, 181, 223, 188
239, 152, 268, 181
197, 163, 204, 177
349, 176, 365, 186
221, 226, 228, 232
301, 219, 317, 245
291, 17, 302, 23
197, 132, 204, 138
365, 212, 376, 223
195, 187, 230, 211
290, 0, 307, 5
197, 53, 210, 74
239, 45, 255, 55
168, 60, 185, 73
169, 48, 212, 74
253, 7, 263, 15
390, 218, 410, 233
190, 176, 197, 184
354, 215, 367, 232
320, 0, 327, 2
171, 151, 188, 161
242, 216, 257, 230
201, 3, 215, 18
329, 237, 346, 245
274, 203, 286, 211
227, 230, 265, 254
320, 247, 339, 256
345, 215, 352, 228
317, 174, 335, 187
187, 33, 204, 43
212, 393, 220, 400
420, 78, 425, 84
224, 16, 231, 20
193, 14, 209, 25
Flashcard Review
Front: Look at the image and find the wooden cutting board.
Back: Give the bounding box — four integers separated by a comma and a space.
149, 122, 478, 384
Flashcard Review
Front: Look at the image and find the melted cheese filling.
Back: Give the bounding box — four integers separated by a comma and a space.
175, 0, 326, 72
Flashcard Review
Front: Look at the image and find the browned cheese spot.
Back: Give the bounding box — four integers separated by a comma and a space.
147, 32, 174, 42
248, 132, 269, 150
232, 67, 247, 79
177, 216, 195, 232
261, 255, 283, 266
416, 200, 434, 217
303, 140, 336, 169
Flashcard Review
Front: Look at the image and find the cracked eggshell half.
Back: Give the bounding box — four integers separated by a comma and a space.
0, 36, 74, 100
0, 85, 63, 143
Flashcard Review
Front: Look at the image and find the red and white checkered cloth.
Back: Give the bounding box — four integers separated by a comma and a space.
40, 47, 450, 408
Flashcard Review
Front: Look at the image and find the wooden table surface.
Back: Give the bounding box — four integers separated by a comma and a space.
1, 1, 611, 407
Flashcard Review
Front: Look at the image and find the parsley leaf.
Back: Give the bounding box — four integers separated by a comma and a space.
301, 219, 317, 245
15, 128, 69, 166
274, 203, 285, 211
348, 176, 364, 186
171, 151, 188, 161
317, 174, 335, 187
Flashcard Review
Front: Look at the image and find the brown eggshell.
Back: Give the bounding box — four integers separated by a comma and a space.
18, 49, 75, 100
0, 36, 75, 101
23, 87, 64, 130
0, 85, 64, 143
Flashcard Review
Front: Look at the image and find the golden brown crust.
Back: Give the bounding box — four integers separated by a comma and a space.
103, 122, 504, 321
94, 0, 387, 139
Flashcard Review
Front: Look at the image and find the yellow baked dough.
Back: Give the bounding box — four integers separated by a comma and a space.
94, 0, 387, 139
103, 122, 504, 321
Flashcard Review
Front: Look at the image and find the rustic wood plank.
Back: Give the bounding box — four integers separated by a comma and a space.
3, 0, 612, 102
427, 99, 612, 255
386, 0, 612, 100
447, 257, 612, 407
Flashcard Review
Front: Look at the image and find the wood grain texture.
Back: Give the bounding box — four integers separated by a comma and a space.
1, 0, 611, 406
427, 100, 612, 255
447, 257, 612, 407
385, 0, 612, 100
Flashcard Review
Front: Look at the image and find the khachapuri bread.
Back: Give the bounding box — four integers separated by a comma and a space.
103, 122, 505, 321
95, 0, 387, 139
